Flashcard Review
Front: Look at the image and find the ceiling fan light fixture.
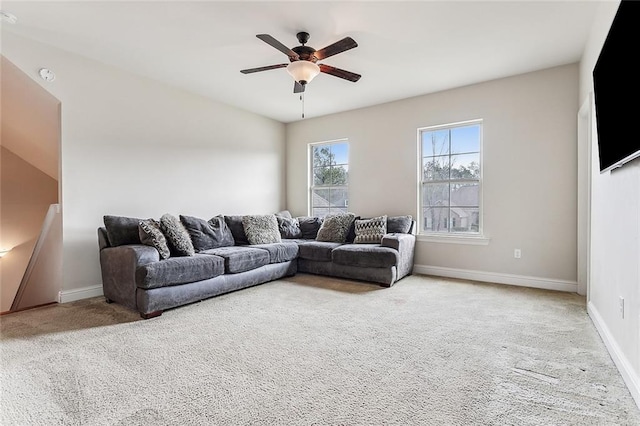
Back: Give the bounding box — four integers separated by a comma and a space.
286, 61, 320, 85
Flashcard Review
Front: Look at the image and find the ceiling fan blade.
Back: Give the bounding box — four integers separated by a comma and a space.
256, 34, 299, 60
240, 64, 288, 74
314, 37, 358, 60
319, 64, 361, 82
294, 81, 305, 93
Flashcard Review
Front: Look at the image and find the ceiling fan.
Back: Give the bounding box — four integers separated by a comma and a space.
240, 32, 361, 93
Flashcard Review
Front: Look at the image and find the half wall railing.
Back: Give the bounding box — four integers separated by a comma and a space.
11, 203, 62, 311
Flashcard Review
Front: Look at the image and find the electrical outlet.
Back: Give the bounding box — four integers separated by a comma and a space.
514, 249, 521, 259
619, 297, 625, 319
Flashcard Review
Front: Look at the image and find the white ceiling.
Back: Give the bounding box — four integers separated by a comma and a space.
1, 1, 600, 123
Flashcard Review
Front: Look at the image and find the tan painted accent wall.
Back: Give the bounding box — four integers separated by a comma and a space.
1, 55, 61, 312
0, 148, 58, 312
1, 56, 60, 180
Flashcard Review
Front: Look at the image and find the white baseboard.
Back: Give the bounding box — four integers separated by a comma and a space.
587, 302, 640, 409
58, 285, 103, 303
413, 264, 578, 292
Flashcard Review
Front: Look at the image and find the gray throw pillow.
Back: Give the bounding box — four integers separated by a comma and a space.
346, 215, 360, 243
316, 213, 356, 243
297, 216, 323, 240
138, 219, 171, 259
277, 216, 302, 239
160, 213, 195, 256
354, 215, 388, 244
224, 215, 249, 245
103, 215, 141, 246
242, 214, 282, 245
387, 215, 413, 234
180, 215, 235, 252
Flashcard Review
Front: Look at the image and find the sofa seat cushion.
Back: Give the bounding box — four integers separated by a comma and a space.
297, 241, 343, 262
136, 254, 225, 289
200, 246, 269, 274
252, 242, 299, 264
331, 244, 400, 268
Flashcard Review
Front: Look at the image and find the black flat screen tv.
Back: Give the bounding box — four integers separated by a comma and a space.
593, 0, 640, 173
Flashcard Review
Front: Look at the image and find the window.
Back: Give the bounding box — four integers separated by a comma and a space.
419, 120, 482, 235
310, 140, 349, 217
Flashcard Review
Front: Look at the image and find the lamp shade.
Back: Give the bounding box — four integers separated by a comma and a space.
286, 61, 320, 85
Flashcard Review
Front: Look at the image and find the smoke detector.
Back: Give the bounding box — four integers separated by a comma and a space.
39, 68, 56, 82
0, 11, 17, 24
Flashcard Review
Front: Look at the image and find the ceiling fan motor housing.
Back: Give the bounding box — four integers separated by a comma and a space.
296, 31, 310, 44
291, 45, 317, 62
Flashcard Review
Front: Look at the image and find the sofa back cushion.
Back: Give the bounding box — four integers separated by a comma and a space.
387, 215, 414, 234
180, 215, 235, 252
275, 210, 293, 219
104, 215, 142, 246
224, 215, 249, 245
297, 216, 323, 239
277, 216, 302, 239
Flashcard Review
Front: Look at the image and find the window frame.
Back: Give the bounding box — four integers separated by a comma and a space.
308, 139, 349, 217
417, 119, 484, 239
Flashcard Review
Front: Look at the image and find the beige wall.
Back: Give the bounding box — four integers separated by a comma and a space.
1, 32, 286, 296
0, 148, 58, 312
287, 64, 579, 284
1, 56, 60, 180
579, 0, 639, 402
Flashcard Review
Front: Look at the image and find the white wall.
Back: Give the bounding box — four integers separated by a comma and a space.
287, 64, 579, 288
2, 33, 286, 296
579, 0, 640, 405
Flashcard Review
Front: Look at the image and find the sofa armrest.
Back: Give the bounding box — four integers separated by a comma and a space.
381, 233, 414, 251
100, 245, 160, 310
381, 233, 416, 280
102, 244, 160, 266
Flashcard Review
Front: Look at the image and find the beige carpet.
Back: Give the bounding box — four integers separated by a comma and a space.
1, 274, 638, 425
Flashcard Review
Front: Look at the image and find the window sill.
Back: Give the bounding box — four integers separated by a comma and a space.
416, 234, 490, 246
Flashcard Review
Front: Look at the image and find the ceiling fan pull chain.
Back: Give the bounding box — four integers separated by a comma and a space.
301, 93, 305, 119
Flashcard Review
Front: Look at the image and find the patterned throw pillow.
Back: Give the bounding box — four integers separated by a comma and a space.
316, 213, 356, 243
354, 215, 388, 244
138, 219, 171, 259
242, 215, 282, 245
160, 213, 195, 256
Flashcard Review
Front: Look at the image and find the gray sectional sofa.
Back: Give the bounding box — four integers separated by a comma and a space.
98, 212, 415, 319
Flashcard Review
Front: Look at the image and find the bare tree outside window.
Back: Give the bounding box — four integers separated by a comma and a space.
420, 121, 482, 234
310, 141, 349, 217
